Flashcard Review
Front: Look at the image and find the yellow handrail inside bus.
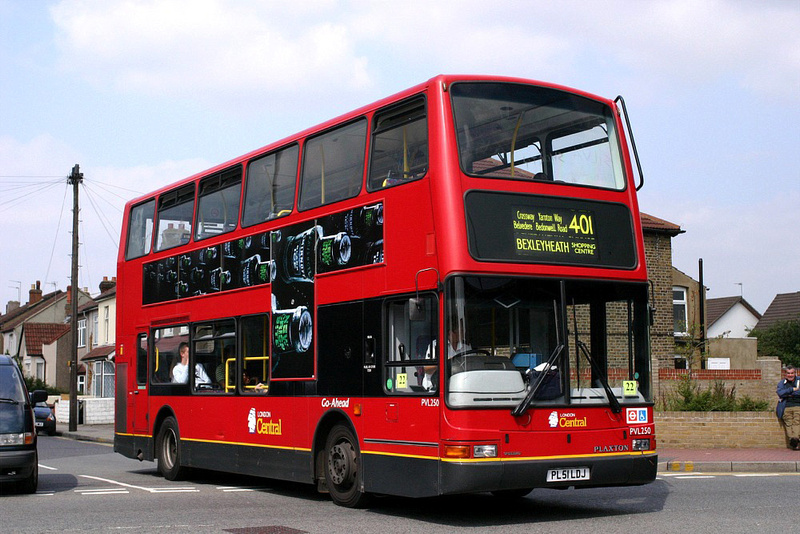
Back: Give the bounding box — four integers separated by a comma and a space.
243, 356, 269, 391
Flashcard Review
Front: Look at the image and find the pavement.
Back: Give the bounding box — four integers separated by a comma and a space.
57, 424, 800, 473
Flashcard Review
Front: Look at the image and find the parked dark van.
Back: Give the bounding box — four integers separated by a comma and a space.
0, 354, 47, 494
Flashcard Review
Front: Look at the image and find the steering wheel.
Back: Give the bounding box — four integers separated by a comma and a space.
450, 349, 491, 374
451, 348, 490, 359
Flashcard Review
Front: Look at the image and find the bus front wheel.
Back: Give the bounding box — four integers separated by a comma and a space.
156, 417, 188, 481
324, 424, 370, 508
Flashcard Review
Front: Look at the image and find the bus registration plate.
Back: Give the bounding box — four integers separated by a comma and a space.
546, 467, 590, 482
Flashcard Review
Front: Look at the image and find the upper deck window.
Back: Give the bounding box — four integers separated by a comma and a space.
451, 82, 625, 190
299, 119, 367, 211
195, 166, 242, 240
242, 144, 298, 227
368, 98, 428, 191
125, 198, 155, 260
155, 184, 195, 252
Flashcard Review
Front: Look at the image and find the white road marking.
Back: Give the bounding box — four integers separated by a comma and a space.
80, 475, 199, 493
38, 464, 58, 470
78, 489, 131, 495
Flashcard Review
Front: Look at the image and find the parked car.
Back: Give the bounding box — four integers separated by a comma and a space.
0, 354, 47, 493
33, 401, 56, 436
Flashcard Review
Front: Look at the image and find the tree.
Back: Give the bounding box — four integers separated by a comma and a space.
749, 320, 800, 367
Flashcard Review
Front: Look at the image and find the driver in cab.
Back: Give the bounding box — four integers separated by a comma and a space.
423, 323, 471, 391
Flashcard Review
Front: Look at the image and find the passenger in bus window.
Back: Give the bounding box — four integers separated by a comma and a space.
243, 369, 267, 393
171, 342, 212, 385
422, 324, 471, 390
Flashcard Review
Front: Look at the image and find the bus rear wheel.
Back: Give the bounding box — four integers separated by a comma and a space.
324, 424, 370, 508
156, 417, 188, 481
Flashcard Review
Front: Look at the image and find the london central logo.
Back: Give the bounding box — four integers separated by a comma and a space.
548, 411, 559, 428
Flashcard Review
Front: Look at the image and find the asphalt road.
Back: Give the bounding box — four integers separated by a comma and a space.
1, 435, 797, 533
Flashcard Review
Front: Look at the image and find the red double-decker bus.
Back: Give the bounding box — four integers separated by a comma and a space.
114, 75, 657, 507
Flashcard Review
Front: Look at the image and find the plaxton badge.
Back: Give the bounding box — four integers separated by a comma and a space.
593, 445, 629, 453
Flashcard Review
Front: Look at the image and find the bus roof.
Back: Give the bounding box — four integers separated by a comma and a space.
123, 74, 614, 208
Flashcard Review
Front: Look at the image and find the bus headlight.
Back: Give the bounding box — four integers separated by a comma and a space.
473, 444, 497, 458
632, 439, 651, 451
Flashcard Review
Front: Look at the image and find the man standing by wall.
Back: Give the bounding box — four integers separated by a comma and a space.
777, 365, 800, 450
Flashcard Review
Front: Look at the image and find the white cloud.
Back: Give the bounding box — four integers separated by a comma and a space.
50, 0, 372, 105
49, 0, 799, 109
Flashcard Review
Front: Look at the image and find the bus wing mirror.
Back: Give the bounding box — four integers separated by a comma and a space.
409, 298, 425, 321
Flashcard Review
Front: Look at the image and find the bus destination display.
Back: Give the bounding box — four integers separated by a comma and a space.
513, 206, 597, 261
466, 192, 636, 269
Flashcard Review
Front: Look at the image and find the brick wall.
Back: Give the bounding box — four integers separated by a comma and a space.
643, 232, 675, 397
658, 357, 782, 404
657, 411, 785, 448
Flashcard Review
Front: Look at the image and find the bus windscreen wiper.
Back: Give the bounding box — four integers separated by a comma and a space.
0, 397, 20, 405
575, 339, 621, 414
511, 343, 564, 417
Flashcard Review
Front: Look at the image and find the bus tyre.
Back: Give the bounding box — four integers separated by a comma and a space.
324, 424, 370, 508
156, 417, 188, 481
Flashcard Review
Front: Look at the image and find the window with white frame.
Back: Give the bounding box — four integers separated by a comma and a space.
103, 306, 109, 344
78, 318, 87, 347
92, 360, 115, 398
673, 286, 688, 335
93, 313, 98, 347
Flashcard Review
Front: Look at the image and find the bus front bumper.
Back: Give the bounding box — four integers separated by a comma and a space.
439, 452, 658, 495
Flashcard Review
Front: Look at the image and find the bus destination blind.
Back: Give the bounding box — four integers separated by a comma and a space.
466, 192, 636, 269
513, 206, 597, 261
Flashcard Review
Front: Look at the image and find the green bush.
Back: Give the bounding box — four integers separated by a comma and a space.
658, 377, 769, 412
24, 376, 63, 395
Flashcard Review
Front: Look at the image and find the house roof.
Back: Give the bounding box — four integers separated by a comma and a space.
81, 344, 115, 362
94, 285, 116, 302
640, 212, 684, 236
755, 292, 800, 330
706, 296, 762, 326
21, 323, 70, 357
0, 290, 64, 332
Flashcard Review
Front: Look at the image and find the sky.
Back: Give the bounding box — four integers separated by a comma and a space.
1, 0, 798, 315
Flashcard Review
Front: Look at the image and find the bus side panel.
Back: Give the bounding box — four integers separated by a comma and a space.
362, 454, 439, 498
183, 440, 312, 484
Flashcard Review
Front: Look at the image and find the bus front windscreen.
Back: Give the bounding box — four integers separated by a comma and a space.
444, 276, 651, 410
451, 82, 626, 190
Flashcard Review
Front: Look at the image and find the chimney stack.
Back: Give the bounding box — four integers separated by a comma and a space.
29, 281, 43, 305
99, 276, 116, 293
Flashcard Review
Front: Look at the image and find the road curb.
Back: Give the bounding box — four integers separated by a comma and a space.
659, 460, 800, 473
56, 430, 114, 445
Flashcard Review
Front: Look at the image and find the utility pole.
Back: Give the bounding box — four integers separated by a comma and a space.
68, 164, 83, 432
